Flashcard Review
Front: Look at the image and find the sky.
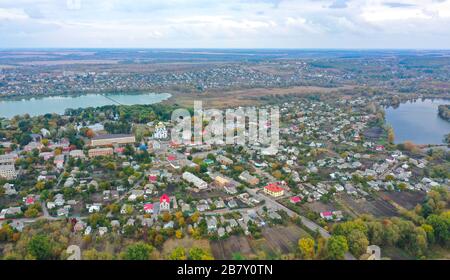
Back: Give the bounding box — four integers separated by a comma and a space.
1, 0, 450, 49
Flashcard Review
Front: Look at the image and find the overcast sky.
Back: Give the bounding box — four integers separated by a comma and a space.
1, 0, 450, 49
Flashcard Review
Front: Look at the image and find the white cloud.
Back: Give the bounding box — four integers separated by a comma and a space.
0, 8, 29, 20
1, 0, 450, 48
361, 7, 432, 22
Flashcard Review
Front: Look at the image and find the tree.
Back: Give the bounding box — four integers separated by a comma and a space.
41, 139, 49, 146
367, 221, 384, 245
347, 230, 369, 257
175, 230, 183, 239
123, 242, 154, 260
326, 236, 348, 260
298, 237, 315, 260
333, 219, 368, 237
0, 223, 14, 241
169, 247, 187, 260
191, 212, 200, 223
426, 213, 449, 246
83, 249, 113, 260
35, 181, 46, 191
387, 127, 395, 144
24, 207, 39, 218
421, 224, 435, 244
154, 234, 165, 247
85, 129, 95, 139
162, 212, 172, 222
27, 234, 54, 260
232, 252, 246, 260
188, 247, 214, 260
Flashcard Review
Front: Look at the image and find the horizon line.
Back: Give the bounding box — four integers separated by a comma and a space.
1, 47, 450, 51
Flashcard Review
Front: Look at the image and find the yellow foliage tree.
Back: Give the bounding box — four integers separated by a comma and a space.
298, 237, 315, 260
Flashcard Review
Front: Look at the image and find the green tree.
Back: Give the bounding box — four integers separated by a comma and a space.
326, 236, 348, 260
24, 207, 39, 218
231, 252, 246, 260
169, 247, 187, 260
27, 234, 54, 260
123, 242, 154, 260
83, 249, 113, 260
426, 213, 449, 246
347, 230, 369, 257
188, 247, 214, 260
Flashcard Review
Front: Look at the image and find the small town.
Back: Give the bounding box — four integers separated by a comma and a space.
0, 0, 449, 267
0, 92, 448, 260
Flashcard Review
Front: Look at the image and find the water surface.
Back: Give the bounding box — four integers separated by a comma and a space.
385, 99, 450, 144
0, 92, 171, 118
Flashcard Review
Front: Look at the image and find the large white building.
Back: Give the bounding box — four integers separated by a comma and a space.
90, 134, 135, 147
0, 154, 18, 165
153, 126, 168, 139
182, 171, 208, 190
0, 164, 17, 180
69, 150, 86, 159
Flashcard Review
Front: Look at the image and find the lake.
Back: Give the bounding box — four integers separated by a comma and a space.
0, 92, 172, 118
385, 99, 450, 145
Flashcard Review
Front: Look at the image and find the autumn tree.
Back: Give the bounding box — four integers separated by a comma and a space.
387, 127, 395, 144
298, 237, 315, 260
85, 129, 95, 139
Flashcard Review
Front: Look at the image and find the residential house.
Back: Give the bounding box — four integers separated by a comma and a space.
160, 194, 170, 212
264, 183, 284, 197
239, 171, 259, 186
182, 171, 208, 190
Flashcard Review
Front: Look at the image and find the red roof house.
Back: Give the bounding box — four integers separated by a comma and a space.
144, 203, 154, 214
263, 183, 284, 197
148, 175, 157, 183
25, 197, 35, 206
160, 194, 171, 211
167, 155, 176, 161
320, 211, 333, 220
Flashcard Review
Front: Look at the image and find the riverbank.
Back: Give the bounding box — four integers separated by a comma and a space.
438, 104, 450, 122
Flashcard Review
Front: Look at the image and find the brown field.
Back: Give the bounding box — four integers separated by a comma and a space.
337, 193, 399, 217
210, 235, 254, 259
164, 85, 353, 109
0, 65, 17, 69
257, 225, 310, 254
306, 201, 340, 213
17, 60, 120, 66
161, 236, 211, 258
378, 191, 426, 210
